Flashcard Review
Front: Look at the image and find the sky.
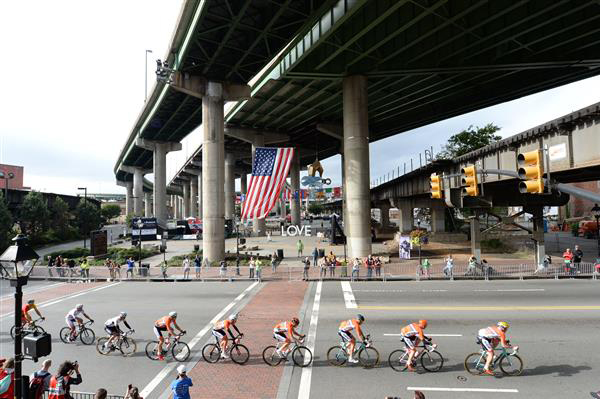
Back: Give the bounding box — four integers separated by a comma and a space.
1, 2, 600, 196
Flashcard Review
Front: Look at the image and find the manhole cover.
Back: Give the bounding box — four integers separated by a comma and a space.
457, 376, 467, 382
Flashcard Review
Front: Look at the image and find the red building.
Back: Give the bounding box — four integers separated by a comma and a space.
0, 164, 25, 190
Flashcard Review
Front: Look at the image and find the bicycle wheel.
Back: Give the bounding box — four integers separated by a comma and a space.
120, 337, 137, 356
421, 350, 444, 372
10, 326, 16, 340
202, 343, 221, 363
262, 346, 283, 366
145, 341, 160, 360
327, 346, 347, 367
292, 346, 312, 367
172, 342, 191, 362
358, 346, 379, 368
32, 325, 46, 335
499, 354, 523, 376
231, 344, 250, 365
464, 352, 485, 375
388, 349, 409, 372
96, 337, 111, 355
59, 327, 73, 344
80, 328, 96, 345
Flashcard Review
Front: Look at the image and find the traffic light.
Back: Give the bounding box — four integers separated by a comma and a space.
430, 173, 442, 199
461, 165, 479, 196
517, 149, 544, 193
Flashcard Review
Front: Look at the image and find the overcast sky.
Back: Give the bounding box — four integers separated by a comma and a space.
2, 2, 600, 196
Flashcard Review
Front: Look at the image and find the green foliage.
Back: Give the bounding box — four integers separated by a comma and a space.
125, 212, 134, 227
19, 191, 50, 244
569, 222, 579, 236
0, 193, 13, 252
438, 123, 502, 159
481, 238, 514, 253
50, 197, 73, 240
75, 199, 102, 238
101, 204, 121, 222
46, 247, 91, 260
108, 246, 159, 264
307, 203, 324, 215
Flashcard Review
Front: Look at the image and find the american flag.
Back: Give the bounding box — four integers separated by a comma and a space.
242, 147, 295, 220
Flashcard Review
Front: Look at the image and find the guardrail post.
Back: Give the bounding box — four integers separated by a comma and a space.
554, 267, 559, 280
519, 264, 524, 281
484, 266, 489, 281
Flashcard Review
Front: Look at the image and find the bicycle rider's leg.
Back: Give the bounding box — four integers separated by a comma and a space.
481, 338, 495, 373
403, 336, 417, 370
154, 326, 165, 359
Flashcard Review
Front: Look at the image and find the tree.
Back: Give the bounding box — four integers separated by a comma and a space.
308, 203, 324, 215
19, 191, 49, 244
101, 204, 121, 222
438, 123, 502, 158
0, 193, 13, 251
75, 199, 102, 239
51, 197, 72, 239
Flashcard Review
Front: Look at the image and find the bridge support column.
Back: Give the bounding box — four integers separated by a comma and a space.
177, 196, 183, 219
290, 152, 301, 227
196, 173, 202, 219
240, 173, 247, 196
225, 153, 236, 220
190, 178, 198, 218
117, 181, 134, 216
129, 168, 146, 216
251, 134, 266, 235
530, 207, 546, 267
470, 215, 482, 261
379, 202, 390, 227
144, 192, 152, 217
343, 75, 371, 257
182, 181, 191, 218
430, 202, 446, 233
394, 201, 413, 233
202, 82, 225, 263
281, 198, 287, 221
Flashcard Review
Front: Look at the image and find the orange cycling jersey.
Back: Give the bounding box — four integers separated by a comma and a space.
274, 321, 294, 335
479, 326, 507, 346
214, 319, 232, 330
339, 319, 362, 336
155, 316, 175, 331
401, 323, 424, 340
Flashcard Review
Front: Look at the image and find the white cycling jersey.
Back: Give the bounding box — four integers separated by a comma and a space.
105, 316, 122, 328
67, 308, 84, 320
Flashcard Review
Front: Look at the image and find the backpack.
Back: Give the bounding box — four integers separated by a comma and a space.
29, 371, 49, 399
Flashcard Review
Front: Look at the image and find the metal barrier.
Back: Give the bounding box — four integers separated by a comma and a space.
44, 391, 124, 399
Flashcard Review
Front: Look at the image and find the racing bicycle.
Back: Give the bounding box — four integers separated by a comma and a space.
327, 334, 380, 368
202, 334, 249, 365
262, 337, 312, 367
60, 320, 95, 345
11, 318, 45, 340
464, 341, 523, 376
388, 337, 443, 372
145, 332, 190, 362
96, 330, 137, 357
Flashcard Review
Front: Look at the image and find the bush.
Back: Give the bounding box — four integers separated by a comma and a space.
46, 247, 91, 261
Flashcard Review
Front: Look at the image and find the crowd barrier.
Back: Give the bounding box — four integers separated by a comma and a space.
43, 391, 123, 399
26, 262, 600, 283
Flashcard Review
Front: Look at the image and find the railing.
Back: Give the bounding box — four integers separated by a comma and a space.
44, 391, 124, 399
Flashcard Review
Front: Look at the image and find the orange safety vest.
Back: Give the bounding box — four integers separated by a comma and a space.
47, 376, 70, 399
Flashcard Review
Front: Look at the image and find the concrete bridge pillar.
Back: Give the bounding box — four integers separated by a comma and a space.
252, 134, 266, 235
396, 202, 414, 232
197, 173, 202, 218
343, 75, 371, 258
202, 82, 226, 263
132, 169, 145, 216
182, 180, 191, 218
379, 202, 391, 227
240, 173, 247, 196
290, 153, 301, 227
280, 198, 287, 220
144, 192, 152, 217
190, 177, 198, 218
529, 206, 546, 267
117, 181, 134, 216
430, 202, 446, 233
470, 215, 482, 261
225, 153, 236, 220
177, 196, 183, 219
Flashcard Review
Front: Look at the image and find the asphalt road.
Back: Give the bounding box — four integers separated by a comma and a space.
286, 279, 600, 399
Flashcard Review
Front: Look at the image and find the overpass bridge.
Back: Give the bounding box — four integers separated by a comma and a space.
115, 0, 600, 262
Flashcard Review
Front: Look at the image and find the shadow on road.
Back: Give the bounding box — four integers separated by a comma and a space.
525, 364, 591, 377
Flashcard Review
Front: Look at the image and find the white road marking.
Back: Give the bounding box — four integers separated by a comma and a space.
352, 289, 404, 292
473, 289, 544, 292
407, 387, 518, 393
422, 289, 448, 292
341, 281, 357, 309
384, 333, 463, 337
140, 281, 259, 399
298, 281, 322, 399
0, 282, 66, 300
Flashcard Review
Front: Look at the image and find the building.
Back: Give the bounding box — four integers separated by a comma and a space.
0, 164, 26, 190
559, 181, 600, 220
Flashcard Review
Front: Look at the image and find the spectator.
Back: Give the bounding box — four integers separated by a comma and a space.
563, 248, 574, 275
421, 258, 431, 278
255, 257, 263, 282
465, 255, 477, 276
55, 255, 64, 277
67, 258, 76, 279
266, 231, 272, 242
375, 256, 382, 277
161, 261, 168, 279
95, 389, 107, 399
47, 256, 55, 277
219, 260, 227, 278
319, 257, 327, 278
29, 359, 52, 395
352, 258, 360, 281
297, 239, 304, 257
302, 257, 310, 281
270, 254, 277, 273
0, 358, 15, 399
126, 257, 135, 279
80, 258, 90, 282
443, 255, 454, 277
105, 259, 114, 280
48, 361, 82, 399
329, 255, 336, 277
573, 245, 583, 273
248, 257, 255, 279
182, 256, 190, 280
312, 247, 319, 267
170, 365, 193, 399
114, 261, 122, 280
194, 255, 201, 278
365, 255, 374, 279
124, 385, 143, 399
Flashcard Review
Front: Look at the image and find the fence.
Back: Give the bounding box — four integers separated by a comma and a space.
43, 392, 123, 399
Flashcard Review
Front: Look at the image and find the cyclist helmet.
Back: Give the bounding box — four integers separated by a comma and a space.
169, 311, 178, 318
497, 321, 509, 330
357, 314, 365, 323
291, 317, 300, 326
418, 319, 428, 328
76, 304, 83, 310
27, 299, 35, 305
229, 313, 239, 322
119, 312, 127, 319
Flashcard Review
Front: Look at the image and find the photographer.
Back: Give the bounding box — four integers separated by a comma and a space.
48, 361, 82, 399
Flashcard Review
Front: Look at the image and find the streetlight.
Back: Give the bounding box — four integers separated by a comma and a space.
78, 187, 88, 249
591, 204, 600, 257
145, 49, 153, 102
136, 218, 144, 273
0, 171, 15, 202
0, 235, 40, 399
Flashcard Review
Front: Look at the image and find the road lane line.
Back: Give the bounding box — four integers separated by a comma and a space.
359, 305, 600, 311
422, 289, 448, 292
407, 387, 518, 393
298, 280, 322, 399
0, 282, 66, 300
341, 281, 357, 309
473, 289, 545, 292
384, 333, 462, 337
140, 281, 259, 399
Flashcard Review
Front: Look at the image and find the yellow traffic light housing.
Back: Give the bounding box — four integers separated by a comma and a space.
430, 173, 442, 199
517, 150, 544, 194
461, 165, 479, 196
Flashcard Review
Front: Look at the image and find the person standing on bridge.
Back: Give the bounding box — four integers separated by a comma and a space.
563, 248, 574, 275
443, 255, 454, 277
573, 245, 584, 273
297, 239, 304, 257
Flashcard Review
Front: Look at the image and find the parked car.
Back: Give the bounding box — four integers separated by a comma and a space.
579, 220, 599, 238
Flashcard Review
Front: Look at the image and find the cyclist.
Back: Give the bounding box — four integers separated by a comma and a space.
22, 299, 44, 327
273, 317, 304, 358
212, 313, 243, 359
400, 319, 428, 371
338, 314, 366, 363
154, 311, 186, 361
478, 321, 517, 376
103, 312, 133, 350
65, 304, 94, 341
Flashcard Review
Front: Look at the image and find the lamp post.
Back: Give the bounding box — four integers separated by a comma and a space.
145, 49, 153, 102
0, 235, 40, 399
0, 171, 15, 202
78, 187, 88, 248
136, 218, 144, 272
592, 204, 600, 257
